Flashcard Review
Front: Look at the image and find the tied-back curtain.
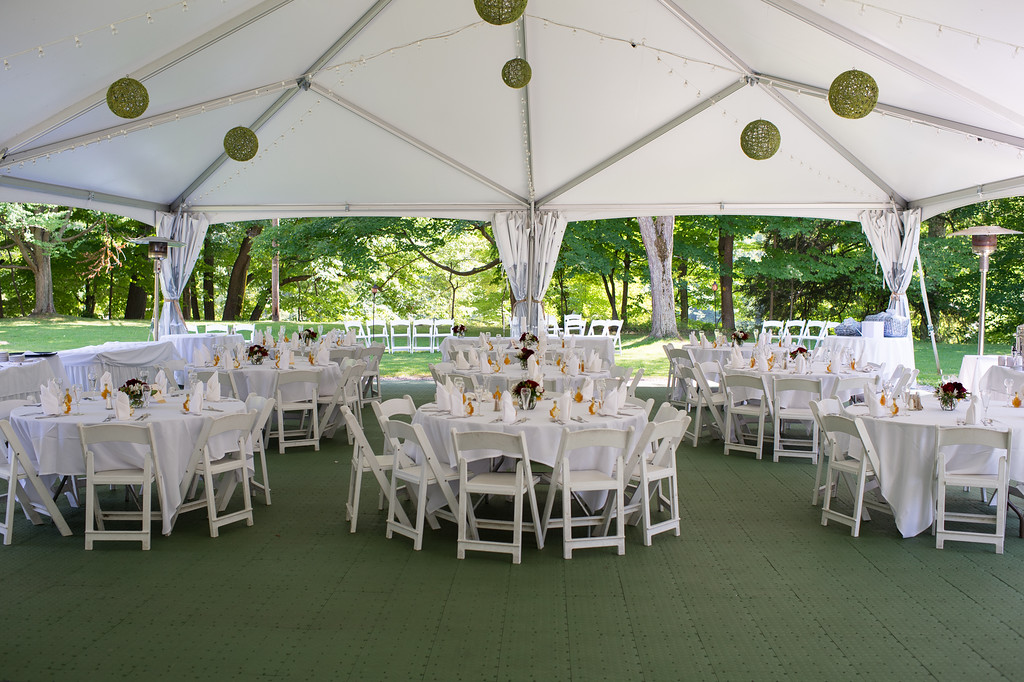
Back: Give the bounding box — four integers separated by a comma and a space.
492, 210, 567, 331
859, 208, 922, 318
156, 210, 209, 336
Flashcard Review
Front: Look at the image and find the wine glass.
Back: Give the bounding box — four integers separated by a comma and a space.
139, 368, 149, 384
1004, 378, 1015, 407
87, 368, 97, 393
71, 384, 82, 414
980, 388, 992, 422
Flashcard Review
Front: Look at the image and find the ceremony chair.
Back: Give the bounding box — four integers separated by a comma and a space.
389, 319, 414, 352
366, 321, 391, 351
341, 320, 369, 346
934, 426, 1011, 554
819, 414, 891, 537
430, 319, 455, 352
78, 422, 162, 550
0, 419, 73, 545
759, 320, 783, 342
411, 318, 434, 352
563, 314, 587, 336
451, 429, 543, 564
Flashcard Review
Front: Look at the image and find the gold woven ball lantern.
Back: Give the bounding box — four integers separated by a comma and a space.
740, 120, 780, 160
223, 126, 259, 162
475, 0, 528, 26
828, 69, 878, 119
502, 58, 532, 88
106, 77, 149, 119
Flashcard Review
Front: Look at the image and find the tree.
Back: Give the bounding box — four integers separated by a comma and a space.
222, 221, 266, 321
638, 216, 678, 337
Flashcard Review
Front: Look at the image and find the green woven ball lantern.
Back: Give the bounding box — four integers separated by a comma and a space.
740, 119, 780, 160
223, 126, 259, 161
502, 58, 532, 88
828, 69, 878, 119
475, 0, 528, 26
106, 77, 149, 119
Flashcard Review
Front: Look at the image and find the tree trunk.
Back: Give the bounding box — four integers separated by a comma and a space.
678, 258, 688, 333
203, 234, 215, 321
29, 228, 55, 315
124, 276, 148, 319
638, 216, 678, 338
0, 273, 4, 318
250, 288, 269, 321
620, 250, 631, 327
600, 272, 617, 318
189, 278, 200, 320
83, 278, 95, 317
718, 228, 735, 332
222, 224, 263, 321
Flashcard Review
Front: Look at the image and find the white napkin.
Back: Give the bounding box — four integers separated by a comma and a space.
538, 336, 547, 356
617, 381, 628, 406
154, 369, 168, 397
478, 351, 489, 374
291, 335, 301, 350
527, 354, 539, 374
114, 391, 132, 420
186, 382, 204, 414
252, 329, 263, 346
436, 384, 451, 412
40, 383, 61, 415
965, 396, 980, 425
865, 383, 886, 417
558, 390, 572, 419
282, 349, 293, 367
342, 329, 356, 346
729, 345, 744, 368
194, 346, 211, 367
451, 391, 467, 417
794, 354, 807, 374
699, 331, 709, 349
313, 347, 328, 366
600, 385, 621, 416
756, 350, 770, 372
585, 350, 602, 373
501, 391, 517, 424
455, 351, 470, 371
206, 374, 221, 402
99, 370, 114, 402
567, 336, 576, 349
688, 331, 698, 346
581, 377, 594, 402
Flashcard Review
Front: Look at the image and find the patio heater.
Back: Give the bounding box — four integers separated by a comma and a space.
949, 225, 1020, 356
131, 236, 184, 342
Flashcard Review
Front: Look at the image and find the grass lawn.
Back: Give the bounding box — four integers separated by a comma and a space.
0, 316, 1005, 387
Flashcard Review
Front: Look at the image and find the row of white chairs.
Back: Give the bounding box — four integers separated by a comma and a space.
759, 319, 839, 347
343, 398, 689, 562
542, 315, 623, 352
429, 362, 644, 398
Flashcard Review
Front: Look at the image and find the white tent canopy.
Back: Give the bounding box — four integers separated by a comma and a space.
3, 0, 1024, 226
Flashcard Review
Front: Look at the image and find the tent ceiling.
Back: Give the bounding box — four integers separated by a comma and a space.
2, 0, 1024, 224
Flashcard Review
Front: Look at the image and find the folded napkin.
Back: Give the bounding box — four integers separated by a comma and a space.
600, 385, 621, 416
585, 350, 602, 373
40, 383, 62, 415
451, 391, 467, 417
698, 331, 709, 349
194, 346, 211, 367
455, 351, 470, 371
729, 346, 744, 368
313, 347, 328, 366
527, 354, 539, 374
688, 331, 698, 346
500, 391, 517, 424
282, 349, 293, 367
154, 369, 169, 398
291, 335, 301, 350
558, 390, 572, 419
865, 383, 886, 417
478, 351, 489, 374
756, 350, 770, 373
206, 373, 221, 402
252, 329, 263, 346
566, 336, 576, 349
566, 353, 580, 377
794, 354, 808, 375
965, 396, 980, 425
581, 377, 594, 402
436, 383, 451, 412
115, 391, 132, 420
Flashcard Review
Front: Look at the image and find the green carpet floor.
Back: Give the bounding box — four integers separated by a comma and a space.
3, 381, 1023, 681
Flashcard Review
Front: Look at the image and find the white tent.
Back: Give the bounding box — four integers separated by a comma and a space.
2, 0, 1023, 226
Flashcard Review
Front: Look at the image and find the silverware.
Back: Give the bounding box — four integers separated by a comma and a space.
512, 418, 528, 425
134, 413, 150, 422
205, 406, 224, 412
102, 415, 116, 423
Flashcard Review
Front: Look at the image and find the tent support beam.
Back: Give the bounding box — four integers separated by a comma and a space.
912, 175, 1024, 219
517, 17, 536, 203
658, 1, 754, 75
536, 79, 747, 208
760, 84, 907, 206
917, 254, 942, 378
763, 0, 1024, 129
313, 84, 528, 206
1, 0, 297, 156
0, 175, 167, 213
758, 74, 1024, 150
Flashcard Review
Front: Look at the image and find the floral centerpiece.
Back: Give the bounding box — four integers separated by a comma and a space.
299, 328, 318, 344
452, 323, 467, 337
119, 378, 151, 408
789, 346, 809, 360
511, 378, 543, 410
519, 332, 539, 348
247, 344, 269, 365
731, 330, 750, 346
935, 381, 969, 410
515, 346, 535, 369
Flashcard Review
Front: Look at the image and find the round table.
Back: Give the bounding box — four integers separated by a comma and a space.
8, 396, 249, 535
449, 365, 611, 394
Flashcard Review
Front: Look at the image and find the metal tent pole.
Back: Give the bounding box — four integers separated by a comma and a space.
526, 204, 536, 333
916, 254, 941, 377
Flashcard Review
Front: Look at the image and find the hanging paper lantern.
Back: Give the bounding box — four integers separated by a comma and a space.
502, 58, 532, 88
828, 69, 878, 119
223, 126, 259, 161
475, 0, 528, 26
740, 120, 780, 160
106, 77, 149, 119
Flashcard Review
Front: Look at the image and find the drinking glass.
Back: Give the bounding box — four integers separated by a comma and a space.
139, 368, 149, 384
1005, 378, 1015, 406
87, 369, 97, 393
72, 384, 82, 414
980, 388, 992, 421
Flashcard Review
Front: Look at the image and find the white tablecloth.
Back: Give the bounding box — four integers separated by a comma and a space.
59, 341, 184, 388
980, 364, 1024, 397
724, 361, 882, 408
223, 362, 343, 401
849, 397, 1024, 538
163, 333, 244, 364
0, 357, 68, 400
8, 397, 248, 534
678, 344, 753, 366
958, 355, 1001, 393
449, 365, 611, 394
440, 336, 616, 367
821, 336, 915, 374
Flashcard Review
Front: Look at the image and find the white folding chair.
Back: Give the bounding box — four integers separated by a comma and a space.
934, 426, 1011, 554
760, 320, 783, 342
389, 319, 414, 352
451, 429, 543, 564
546, 314, 561, 336
428, 362, 455, 386
358, 344, 386, 405
771, 376, 822, 463
244, 395, 276, 505
783, 320, 807, 341
273, 370, 320, 453
366, 321, 391, 351
78, 422, 162, 550
563, 314, 587, 336
541, 426, 633, 559
890, 368, 919, 403
342, 320, 369, 346
808, 398, 843, 506
0, 419, 73, 545
624, 395, 655, 418
627, 368, 644, 397
341, 405, 410, 534
692, 362, 727, 441
800, 321, 827, 348
819, 414, 891, 537
318, 361, 365, 441
430, 319, 455, 352
384, 420, 460, 551
195, 369, 239, 400
722, 372, 771, 460
411, 318, 434, 352
664, 346, 690, 401
830, 376, 878, 407
176, 411, 256, 537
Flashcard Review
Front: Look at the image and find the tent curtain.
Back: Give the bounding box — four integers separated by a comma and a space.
492, 210, 567, 333
156, 210, 209, 336
859, 208, 922, 318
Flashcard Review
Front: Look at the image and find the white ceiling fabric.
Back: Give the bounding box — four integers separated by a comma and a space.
3, 0, 1024, 225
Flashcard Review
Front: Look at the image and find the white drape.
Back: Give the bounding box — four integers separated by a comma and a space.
493, 210, 567, 332
156, 210, 210, 336
859, 208, 922, 318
